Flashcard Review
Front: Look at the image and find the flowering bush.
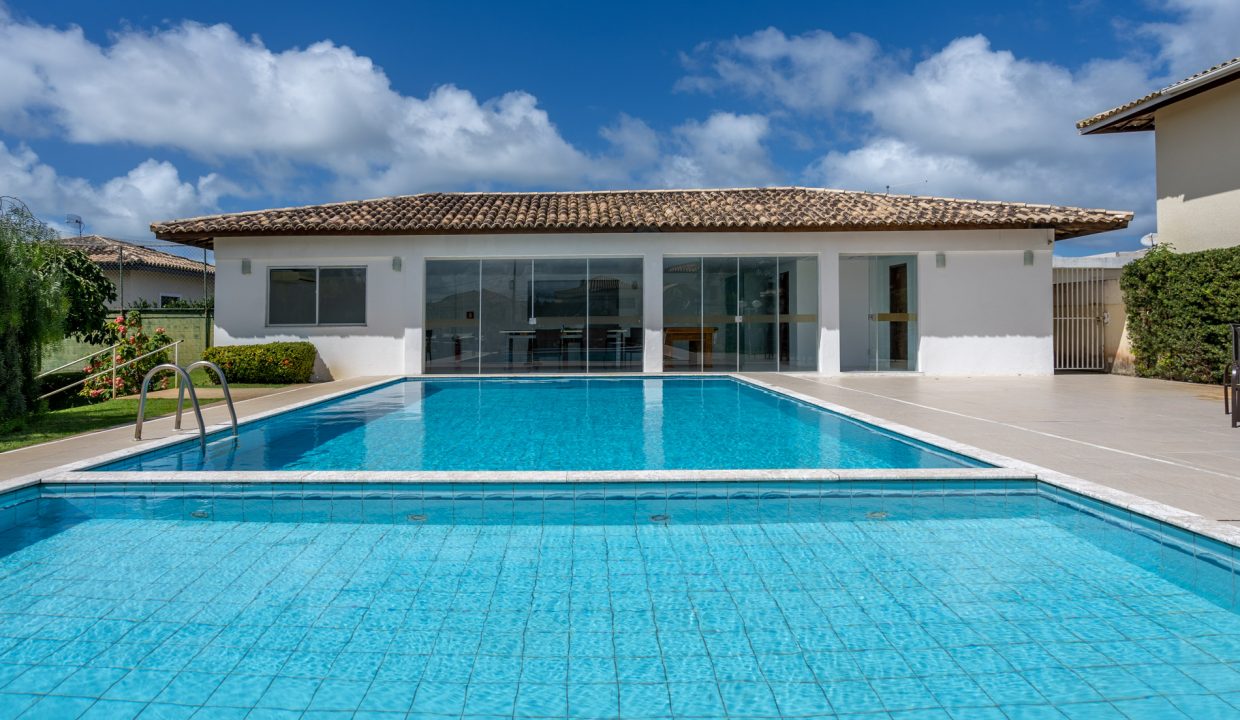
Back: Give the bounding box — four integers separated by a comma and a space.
80, 311, 174, 400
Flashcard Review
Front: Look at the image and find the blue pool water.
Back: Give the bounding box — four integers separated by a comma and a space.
91, 378, 985, 472
0, 481, 1237, 719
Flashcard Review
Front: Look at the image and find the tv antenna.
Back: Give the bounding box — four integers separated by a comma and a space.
883, 180, 929, 195
65, 214, 84, 237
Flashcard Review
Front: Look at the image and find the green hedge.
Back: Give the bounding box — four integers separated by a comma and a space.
1120, 244, 1240, 384
202, 342, 316, 384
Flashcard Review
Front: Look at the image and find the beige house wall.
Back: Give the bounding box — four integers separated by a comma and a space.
1155, 80, 1240, 252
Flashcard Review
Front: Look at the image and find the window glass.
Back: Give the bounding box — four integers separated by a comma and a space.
318, 267, 367, 324
269, 268, 317, 325
425, 260, 481, 373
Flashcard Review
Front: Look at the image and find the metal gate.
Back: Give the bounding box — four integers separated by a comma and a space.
1053, 266, 1106, 371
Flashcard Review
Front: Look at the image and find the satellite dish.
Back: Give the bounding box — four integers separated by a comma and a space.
1140, 233, 1157, 247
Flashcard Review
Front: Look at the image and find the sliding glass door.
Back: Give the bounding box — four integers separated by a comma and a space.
663, 256, 818, 372
426, 258, 643, 374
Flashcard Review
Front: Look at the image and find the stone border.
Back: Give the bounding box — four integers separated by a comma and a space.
14, 372, 1240, 550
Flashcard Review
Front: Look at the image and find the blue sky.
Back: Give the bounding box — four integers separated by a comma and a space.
1, 1, 1238, 255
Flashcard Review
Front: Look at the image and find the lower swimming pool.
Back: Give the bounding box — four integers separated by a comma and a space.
87, 377, 985, 473
0, 481, 1236, 718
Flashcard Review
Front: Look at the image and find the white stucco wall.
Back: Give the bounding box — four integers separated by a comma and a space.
1155, 80, 1240, 252
108, 269, 212, 309
211, 228, 1055, 379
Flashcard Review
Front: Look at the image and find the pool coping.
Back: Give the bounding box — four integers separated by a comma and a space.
13, 372, 1240, 550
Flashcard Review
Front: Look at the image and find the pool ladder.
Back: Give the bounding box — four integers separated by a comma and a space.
135, 361, 239, 452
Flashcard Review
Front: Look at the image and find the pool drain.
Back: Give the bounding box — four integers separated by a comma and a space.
649, 514, 670, 523
407, 514, 428, 522
190, 510, 210, 519
865, 511, 889, 520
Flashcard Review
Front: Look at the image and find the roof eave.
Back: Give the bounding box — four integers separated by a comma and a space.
1079, 62, 1240, 135
155, 219, 1133, 248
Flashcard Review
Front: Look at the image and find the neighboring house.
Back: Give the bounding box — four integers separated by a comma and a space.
61, 235, 214, 308
151, 187, 1129, 379
1079, 56, 1240, 252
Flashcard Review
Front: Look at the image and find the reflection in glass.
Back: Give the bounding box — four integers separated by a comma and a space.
532, 259, 587, 372
781, 256, 819, 371
425, 260, 481, 373
703, 257, 739, 371
427, 257, 643, 373
479, 259, 535, 373
662, 258, 703, 371
589, 258, 643, 371
662, 256, 818, 372
739, 257, 777, 371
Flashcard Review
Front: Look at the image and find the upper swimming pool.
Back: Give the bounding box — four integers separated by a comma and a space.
90, 377, 986, 472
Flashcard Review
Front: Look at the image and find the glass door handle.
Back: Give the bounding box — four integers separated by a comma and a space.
869, 313, 917, 322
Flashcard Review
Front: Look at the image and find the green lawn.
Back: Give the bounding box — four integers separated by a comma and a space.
0, 397, 223, 453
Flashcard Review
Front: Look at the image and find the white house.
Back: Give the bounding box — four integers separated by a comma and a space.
1078, 55, 1240, 253
151, 187, 1130, 379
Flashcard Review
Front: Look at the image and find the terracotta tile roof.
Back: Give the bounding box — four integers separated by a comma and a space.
151, 187, 1131, 246
1077, 55, 1240, 134
60, 235, 215, 275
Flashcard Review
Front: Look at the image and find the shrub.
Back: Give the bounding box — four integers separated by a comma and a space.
1120, 243, 1240, 384
202, 342, 316, 384
80, 311, 174, 400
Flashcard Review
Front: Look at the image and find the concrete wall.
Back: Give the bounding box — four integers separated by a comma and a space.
41, 310, 214, 375
1155, 80, 1240, 252
212, 228, 1055, 379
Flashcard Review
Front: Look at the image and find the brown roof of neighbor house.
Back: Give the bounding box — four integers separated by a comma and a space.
60, 235, 215, 275
1077, 55, 1240, 134
151, 187, 1131, 247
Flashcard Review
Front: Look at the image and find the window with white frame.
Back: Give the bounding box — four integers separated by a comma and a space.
268, 267, 366, 326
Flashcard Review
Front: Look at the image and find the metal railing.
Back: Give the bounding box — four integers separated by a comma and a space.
35, 343, 121, 380
37, 340, 181, 400
134, 360, 238, 454
177, 360, 238, 436
135, 364, 205, 451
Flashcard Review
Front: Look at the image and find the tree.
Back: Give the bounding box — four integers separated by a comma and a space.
0, 204, 63, 424
39, 246, 117, 344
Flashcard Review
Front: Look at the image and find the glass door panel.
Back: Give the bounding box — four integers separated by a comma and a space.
479, 259, 535, 373
588, 258, 643, 372
738, 257, 778, 371
702, 257, 738, 371
425, 260, 481, 374
867, 255, 918, 371
532, 259, 588, 372
662, 258, 703, 371
780, 256, 819, 371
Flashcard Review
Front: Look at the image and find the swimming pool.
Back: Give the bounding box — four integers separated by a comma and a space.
89, 377, 986, 473
0, 481, 1235, 718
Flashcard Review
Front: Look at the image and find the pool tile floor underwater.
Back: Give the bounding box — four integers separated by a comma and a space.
0, 507, 1239, 718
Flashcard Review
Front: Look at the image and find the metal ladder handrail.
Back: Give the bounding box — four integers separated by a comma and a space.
135, 364, 206, 452
177, 360, 238, 437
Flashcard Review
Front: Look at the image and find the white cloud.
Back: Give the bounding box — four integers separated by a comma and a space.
1138, 0, 1240, 80
678, 27, 881, 113
0, 142, 228, 237
650, 113, 779, 188
0, 16, 594, 196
